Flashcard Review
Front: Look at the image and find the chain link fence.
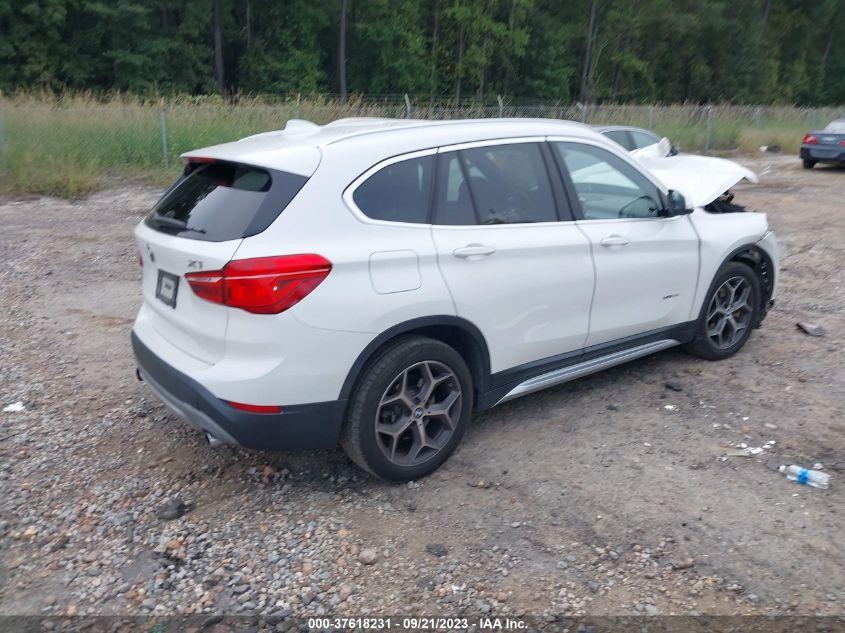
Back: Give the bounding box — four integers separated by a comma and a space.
0, 94, 842, 196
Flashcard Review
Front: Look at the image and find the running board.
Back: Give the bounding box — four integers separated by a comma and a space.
495, 339, 680, 405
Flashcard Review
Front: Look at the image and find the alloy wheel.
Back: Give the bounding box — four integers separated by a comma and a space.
375, 360, 462, 467
706, 276, 754, 349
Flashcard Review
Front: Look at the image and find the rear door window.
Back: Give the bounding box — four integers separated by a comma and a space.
146, 161, 308, 242
435, 143, 558, 225
353, 155, 434, 223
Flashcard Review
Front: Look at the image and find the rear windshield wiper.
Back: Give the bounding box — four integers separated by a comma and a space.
148, 215, 207, 234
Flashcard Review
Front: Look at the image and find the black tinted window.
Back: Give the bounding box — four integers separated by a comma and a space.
353, 155, 433, 223
554, 142, 663, 220
146, 162, 307, 242
602, 130, 635, 150
444, 143, 557, 225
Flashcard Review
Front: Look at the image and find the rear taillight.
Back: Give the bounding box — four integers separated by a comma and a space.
185, 254, 331, 314
802, 133, 818, 144
840, 139, 845, 147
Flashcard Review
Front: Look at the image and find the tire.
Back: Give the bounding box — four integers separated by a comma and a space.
803, 159, 816, 169
340, 336, 474, 481
685, 261, 762, 361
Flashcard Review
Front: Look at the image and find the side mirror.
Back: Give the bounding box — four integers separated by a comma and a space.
665, 189, 692, 216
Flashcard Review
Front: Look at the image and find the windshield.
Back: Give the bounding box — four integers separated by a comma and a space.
146, 161, 308, 242
824, 120, 845, 133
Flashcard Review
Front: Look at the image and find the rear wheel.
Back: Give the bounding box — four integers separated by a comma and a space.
685, 261, 761, 360
803, 159, 816, 169
341, 337, 473, 481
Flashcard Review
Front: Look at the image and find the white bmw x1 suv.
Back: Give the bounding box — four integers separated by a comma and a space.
132, 117, 779, 481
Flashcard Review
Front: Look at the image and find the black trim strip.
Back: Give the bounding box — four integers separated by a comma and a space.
338, 315, 492, 402
539, 141, 575, 222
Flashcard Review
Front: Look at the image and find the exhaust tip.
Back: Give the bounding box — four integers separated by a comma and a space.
205, 433, 224, 448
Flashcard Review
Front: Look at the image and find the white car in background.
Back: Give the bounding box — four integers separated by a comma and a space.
594, 125, 678, 159
132, 117, 778, 481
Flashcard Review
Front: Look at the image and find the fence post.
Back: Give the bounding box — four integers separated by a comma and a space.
497, 94, 504, 118
704, 105, 713, 153
0, 109, 6, 172
647, 105, 653, 130
576, 102, 587, 123
159, 109, 169, 169
403, 93, 412, 119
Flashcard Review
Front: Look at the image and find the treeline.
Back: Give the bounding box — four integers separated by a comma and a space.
1, 0, 843, 105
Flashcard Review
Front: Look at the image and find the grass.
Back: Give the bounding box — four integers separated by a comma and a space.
0, 93, 842, 197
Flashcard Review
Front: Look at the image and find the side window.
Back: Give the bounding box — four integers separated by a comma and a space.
554, 142, 664, 220
432, 152, 477, 225
439, 142, 557, 225
353, 155, 433, 223
630, 130, 660, 149
602, 130, 635, 151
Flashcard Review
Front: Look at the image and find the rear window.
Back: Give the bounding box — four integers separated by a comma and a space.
146, 161, 308, 242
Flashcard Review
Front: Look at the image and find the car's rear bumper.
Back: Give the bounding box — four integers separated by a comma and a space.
800, 146, 845, 162
131, 331, 345, 451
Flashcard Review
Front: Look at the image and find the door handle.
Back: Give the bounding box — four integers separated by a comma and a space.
599, 235, 630, 247
453, 244, 497, 259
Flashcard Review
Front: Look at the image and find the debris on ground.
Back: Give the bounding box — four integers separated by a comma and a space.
156, 498, 190, 520
780, 465, 830, 489
425, 543, 449, 557
796, 322, 825, 337
725, 440, 776, 457
671, 558, 696, 570
759, 144, 781, 153
3, 401, 25, 413
468, 479, 492, 489
358, 548, 378, 565
664, 381, 683, 392
263, 464, 278, 484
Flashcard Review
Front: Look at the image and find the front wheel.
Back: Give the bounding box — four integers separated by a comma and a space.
685, 261, 761, 360
340, 336, 473, 481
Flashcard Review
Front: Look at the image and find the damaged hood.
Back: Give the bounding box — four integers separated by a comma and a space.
636, 155, 759, 207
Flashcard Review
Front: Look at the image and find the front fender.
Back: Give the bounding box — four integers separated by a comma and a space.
689, 210, 772, 321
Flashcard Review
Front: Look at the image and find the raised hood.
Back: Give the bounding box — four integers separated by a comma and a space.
636, 155, 759, 207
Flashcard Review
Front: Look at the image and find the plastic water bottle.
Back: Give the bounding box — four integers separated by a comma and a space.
779, 465, 830, 489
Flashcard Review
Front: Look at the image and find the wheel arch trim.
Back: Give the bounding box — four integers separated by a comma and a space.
698, 242, 775, 324
338, 315, 492, 404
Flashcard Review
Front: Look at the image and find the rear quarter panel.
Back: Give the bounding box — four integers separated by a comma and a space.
227, 146, 458, 403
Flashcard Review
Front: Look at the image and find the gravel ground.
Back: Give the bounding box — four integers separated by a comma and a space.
1, 154, 843, 624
